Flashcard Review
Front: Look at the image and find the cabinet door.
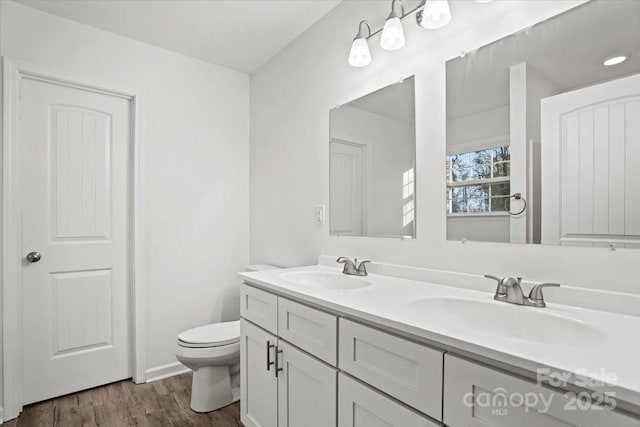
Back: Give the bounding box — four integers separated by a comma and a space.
277, 340, 338, 427
338, 373, 440, 427
444, 354, 640, 427
241, 319, 278, 427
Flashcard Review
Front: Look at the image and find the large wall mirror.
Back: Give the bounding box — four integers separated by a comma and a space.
446, 1, 640, 247
330, 77, 416, 238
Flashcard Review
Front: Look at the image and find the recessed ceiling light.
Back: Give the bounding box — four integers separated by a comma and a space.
603, 55, 628, 66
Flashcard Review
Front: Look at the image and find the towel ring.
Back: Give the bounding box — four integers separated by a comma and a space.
509, 193, 527, 216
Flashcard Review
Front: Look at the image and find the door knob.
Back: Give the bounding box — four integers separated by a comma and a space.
26, 251, 41, 263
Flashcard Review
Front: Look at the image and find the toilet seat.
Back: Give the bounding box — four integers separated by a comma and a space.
178, 320, 240, 348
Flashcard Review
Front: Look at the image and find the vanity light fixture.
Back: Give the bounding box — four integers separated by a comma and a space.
603, 54, 628, 66
380, 0, 406, 51
348, 0, 491, 67
417, 0, 452, 30
349, 20, 372, 67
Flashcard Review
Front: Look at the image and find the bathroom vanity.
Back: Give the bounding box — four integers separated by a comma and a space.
238, 263, 640, 427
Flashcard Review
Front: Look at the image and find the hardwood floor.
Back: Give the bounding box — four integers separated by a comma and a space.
4, 373, 241, 427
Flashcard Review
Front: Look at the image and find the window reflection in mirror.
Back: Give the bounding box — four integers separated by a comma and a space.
329, 77, 416, 239
446, 0, 640, 247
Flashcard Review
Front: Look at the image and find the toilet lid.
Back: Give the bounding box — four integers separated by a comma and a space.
178, 320, 240, 348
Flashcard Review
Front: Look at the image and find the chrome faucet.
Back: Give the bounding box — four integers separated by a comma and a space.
484, 275, 560, 308
337, 257, 370, 276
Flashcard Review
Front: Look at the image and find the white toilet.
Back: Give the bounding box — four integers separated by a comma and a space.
176, 320, 241, 412
176, 264, 280, 413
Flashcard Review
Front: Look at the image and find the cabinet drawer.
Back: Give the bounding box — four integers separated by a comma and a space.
443, 354, 640, 427
278, 297, 337, 365
241, 284, 278, 334
338, 319, 444, 420
338, 373, 441, 427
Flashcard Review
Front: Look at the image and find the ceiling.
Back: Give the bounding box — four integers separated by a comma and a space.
447, 0, 640, 119
348, 77, 416, 125
15, 0, 341, 74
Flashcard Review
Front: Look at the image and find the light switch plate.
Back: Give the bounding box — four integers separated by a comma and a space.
314, 205, 325, 225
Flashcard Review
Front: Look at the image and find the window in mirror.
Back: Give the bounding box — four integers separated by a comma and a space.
446, 147, 511, 215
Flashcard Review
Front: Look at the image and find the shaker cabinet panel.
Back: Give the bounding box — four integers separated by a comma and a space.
339, 319, 444, 420
443, 354, 640, 427
277, 340, 338, 427
338, 373, 440, 427
241, 284, 278, 335
278, 297, 338, 365
241, 319, 278, 427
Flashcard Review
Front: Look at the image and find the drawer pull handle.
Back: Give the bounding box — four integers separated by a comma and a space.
275, 346, 283, 378
266, 340, 275, 371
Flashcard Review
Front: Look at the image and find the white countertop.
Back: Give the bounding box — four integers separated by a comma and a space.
239, 265, 640, 410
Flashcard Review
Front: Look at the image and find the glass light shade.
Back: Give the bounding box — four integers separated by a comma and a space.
419, 0, 451, 29
349, 37, 371, 67
380, 16, 405, 51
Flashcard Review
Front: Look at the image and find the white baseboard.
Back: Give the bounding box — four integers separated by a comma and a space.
145, 362, 190, 383
0, 407, 4, 425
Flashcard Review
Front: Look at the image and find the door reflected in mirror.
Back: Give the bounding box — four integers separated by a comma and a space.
330, 77, 416, 238
446, 1, 640, 247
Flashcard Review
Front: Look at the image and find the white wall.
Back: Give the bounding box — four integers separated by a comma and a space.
447, 215, 510, 243
250, 0, 640, 296
331, 106, 414, 237
0, 0, 250, 396
447, 105, 509, 154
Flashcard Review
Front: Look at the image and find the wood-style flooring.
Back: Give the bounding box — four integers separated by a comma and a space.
4, 373, 241, 427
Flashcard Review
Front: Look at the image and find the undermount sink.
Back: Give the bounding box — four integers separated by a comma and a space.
407, 297, 606, 346
279, 271, 372, 290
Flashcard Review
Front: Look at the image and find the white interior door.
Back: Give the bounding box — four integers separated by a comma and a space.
20, 77, 132, 404
541, 73, 640, 246
330, 140, 365, 235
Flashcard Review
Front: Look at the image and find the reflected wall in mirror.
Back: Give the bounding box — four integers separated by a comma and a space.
330, 77, 416, 238
446, 0, 640, 247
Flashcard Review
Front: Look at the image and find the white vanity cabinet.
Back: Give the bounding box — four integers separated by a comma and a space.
241, 282, 640, 427
443, 355, 640, 427
240, 285, 339, 427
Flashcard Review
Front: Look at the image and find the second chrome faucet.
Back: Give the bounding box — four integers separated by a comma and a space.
337, 257, 370, 276
484, 275, 560, 308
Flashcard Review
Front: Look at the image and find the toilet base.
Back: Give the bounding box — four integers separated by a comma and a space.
190, 366, 237, 413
